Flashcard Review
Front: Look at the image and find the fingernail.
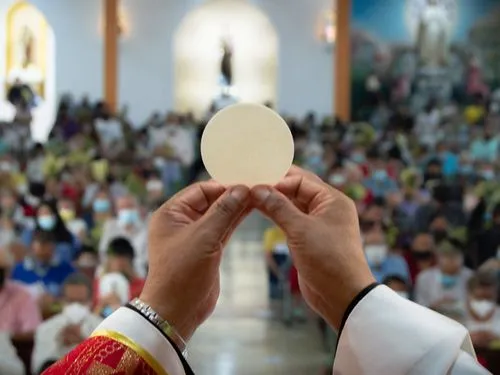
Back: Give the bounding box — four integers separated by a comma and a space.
230, 186, 249, 202
252, 187, 271, 203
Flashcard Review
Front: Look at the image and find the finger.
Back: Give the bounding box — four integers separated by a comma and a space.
251, 185, 306, 232
161, 181, 226, 216
221, 205, 253, 244
275, 174, 332, 213
286, 165, 324, 183
200, 185, 250, 237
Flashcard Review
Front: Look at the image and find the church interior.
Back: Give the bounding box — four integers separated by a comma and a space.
2, 0, 500, 374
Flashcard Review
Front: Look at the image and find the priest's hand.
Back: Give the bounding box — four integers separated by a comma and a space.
140, 181, 250, 344
252, 166, 375, 329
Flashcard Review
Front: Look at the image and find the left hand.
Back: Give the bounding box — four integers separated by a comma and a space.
140, 181, 250, 344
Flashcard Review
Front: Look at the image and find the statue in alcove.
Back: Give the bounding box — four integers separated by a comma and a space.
20, 26, 35, 68
220, 39, 233, 87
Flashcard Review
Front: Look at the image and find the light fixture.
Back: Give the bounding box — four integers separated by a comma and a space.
319, 9, 336, 49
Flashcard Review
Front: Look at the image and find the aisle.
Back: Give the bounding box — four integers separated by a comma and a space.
187, 213, 331, 375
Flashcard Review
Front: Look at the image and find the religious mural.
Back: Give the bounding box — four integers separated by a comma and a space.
350, 0, 500, 120
5, 1, 48, 99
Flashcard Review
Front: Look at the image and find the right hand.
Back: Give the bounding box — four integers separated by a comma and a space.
251, 167, 375, 329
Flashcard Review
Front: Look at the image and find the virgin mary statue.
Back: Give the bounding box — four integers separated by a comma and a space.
416, 0, 450, 67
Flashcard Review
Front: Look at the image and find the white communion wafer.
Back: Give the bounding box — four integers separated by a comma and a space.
201, 103, 294, 186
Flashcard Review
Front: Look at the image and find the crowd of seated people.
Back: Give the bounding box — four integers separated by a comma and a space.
1, 90, 500, 374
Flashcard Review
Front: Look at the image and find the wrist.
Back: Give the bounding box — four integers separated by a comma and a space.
138, 290, 197, 345
324, 275, 377, 330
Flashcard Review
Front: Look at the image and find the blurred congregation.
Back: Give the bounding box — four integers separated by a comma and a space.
2, 0, 500, 374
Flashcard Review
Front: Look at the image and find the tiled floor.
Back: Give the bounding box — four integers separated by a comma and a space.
188, 213, 334, 375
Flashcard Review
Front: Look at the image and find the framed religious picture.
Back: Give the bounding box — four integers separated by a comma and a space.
5, 1, 49, 99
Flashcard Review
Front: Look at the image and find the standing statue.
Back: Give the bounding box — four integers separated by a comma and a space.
416, 0, 450, 67
20, 26, 35, 68
220, 39, 233, 87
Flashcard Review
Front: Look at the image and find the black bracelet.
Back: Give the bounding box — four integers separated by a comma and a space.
125, 303, 195, 375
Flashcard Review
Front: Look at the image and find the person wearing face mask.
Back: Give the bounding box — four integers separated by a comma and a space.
145, 176, 165, 213
407, 233, 436, 283
363, 153, 398, 199
11, 231, 75, 302
429, 213, 450, 244
415, 239, 472, 321
95, 237, 145, 306
74, 245, 99, 281
98, 195, 147, 277
86, 189, 114, 245
470, 203, 500, 269
20, 201, 77, 263
383, 275, 411, 299
0, 247, 41, 340
32, 273, 102, 374
422, 158, 443, 185
57, 198, 87, 242
478, 162, 496, 182
465, 271, 500, 350
303, 142, 325, 176
363, 230, 410, 283
470, 125, 499, 163
415, 184, 466, 233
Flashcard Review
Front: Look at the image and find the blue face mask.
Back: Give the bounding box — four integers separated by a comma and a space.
352, 153, 365, 164
118, 209, 139, 226
38, 215, 56, 231
102, 306, 115, 318
441, 274, 458, 288
373, 169, 388, 181
481, 170, 495, 181
93, 199, 111, 213
308, 155, 323, 167
461, 165, 473, 175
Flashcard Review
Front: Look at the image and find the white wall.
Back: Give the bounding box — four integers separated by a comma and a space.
254, 0, 334, 119
120, 0, 334, 124
0, 0, 102, 103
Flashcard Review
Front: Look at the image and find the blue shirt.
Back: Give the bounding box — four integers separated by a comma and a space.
20, 228, 79, 263
369, 254, 410, 283
470, 138, 499, 162
440, 152, 459, 177
11, 257, 75, 296
363, 177, 398, 198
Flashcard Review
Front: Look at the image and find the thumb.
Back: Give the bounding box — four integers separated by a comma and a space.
251, 186, 305, 232
200, 185, 250, 237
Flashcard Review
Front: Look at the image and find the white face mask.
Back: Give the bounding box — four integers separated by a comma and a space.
146, 180, 164, 193
62, 302, 91, 324
396, 291, 409, 299
470, 299, 496, 318
328, 174, 347, 187
365, 244, 388, 266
